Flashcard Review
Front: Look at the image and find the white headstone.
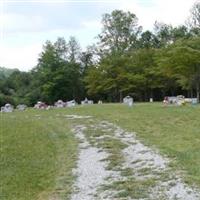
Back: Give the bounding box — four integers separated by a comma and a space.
17, 104, 27, 111
66, 100, 76, 107
123, 96, 133, 107
1, 103, 14, 112
81, 98, 93, 105
55, 100, 65, 108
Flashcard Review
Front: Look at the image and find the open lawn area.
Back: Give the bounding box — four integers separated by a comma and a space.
1, 103, 200, 199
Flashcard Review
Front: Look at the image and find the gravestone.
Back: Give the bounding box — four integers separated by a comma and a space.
81, 98, 93, 105
1, 103, 14, 112
66, 100, 76, 107
34, 101, 48, 109
98, 100, 103, 104
55, 100, 65, 108
17, 104, 27, 111
123, 96, 133, 107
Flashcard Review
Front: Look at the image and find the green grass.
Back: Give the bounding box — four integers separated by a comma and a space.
1, 103, 200, 199
0, 110, 78, 200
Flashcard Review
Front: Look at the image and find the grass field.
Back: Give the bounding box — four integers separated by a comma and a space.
0, 110, 78, 200
1, 103, 200, 199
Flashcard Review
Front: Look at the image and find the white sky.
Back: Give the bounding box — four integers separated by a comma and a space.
0, 0, 197, 71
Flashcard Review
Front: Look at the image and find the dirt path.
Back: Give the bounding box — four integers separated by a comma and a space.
69, 116, 200, 200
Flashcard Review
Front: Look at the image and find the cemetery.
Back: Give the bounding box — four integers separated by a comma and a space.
1, 1, 200, 200
1, 103, 200, 200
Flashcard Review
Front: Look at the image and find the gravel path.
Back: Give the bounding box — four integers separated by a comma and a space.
69, 116, 200, 200
100, 121, 200, 200
71, 125, 120, 200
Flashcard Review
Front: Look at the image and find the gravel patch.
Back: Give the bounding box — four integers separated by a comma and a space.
65, 115, 92, 119
97, 121, 200, 199
71, 125, 121, 200
70, 117, 200, 200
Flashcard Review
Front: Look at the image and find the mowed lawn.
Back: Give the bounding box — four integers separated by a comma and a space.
1, 103, 200, 199
0, 110, 78, 200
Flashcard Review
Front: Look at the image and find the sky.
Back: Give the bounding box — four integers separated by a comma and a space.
0, 0, 197, 71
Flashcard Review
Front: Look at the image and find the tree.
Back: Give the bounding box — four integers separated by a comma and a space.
85, 52, 131, 102
157, 37, 200, 102
67, 36, 81, 63
189, 1, 200, 28
32, 37, 84, 103
98, 10, 142, 53
154, 22, 173, 47
138, 31, 160, 48
187, 1, 200, 37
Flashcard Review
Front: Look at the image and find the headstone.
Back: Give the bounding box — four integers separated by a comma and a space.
123, 96, 133, 107
55, 100, 65, 108
98, 100, 103, 104
17, 104, 27, 111
81, 98, 93, 105
168, 96, 177, 104
176, 95, 185, 106
1, 103, 14, 112
34, 101, 48, 109
191, 98, 198, 105
150, 98, 153, 103
66, 100, 76, 107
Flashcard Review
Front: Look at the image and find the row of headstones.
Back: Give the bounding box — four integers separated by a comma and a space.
1, 98, 99, 112
34, 100, 77, 109
1, 96, 197, 112
34, 98, 96, 110
163, 96, 198, 105
0, 96, 142, 112
1, 104, 27, 112
123, 95, 198, 107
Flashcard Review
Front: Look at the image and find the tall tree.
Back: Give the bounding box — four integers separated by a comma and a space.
67, 36, 81, 63
154, 22, 173, 47
189, 1, 200, 28
98, 10, 142, 53
157, 37, 200, 102
32, 38, 83, 103
138, 31, 160, 48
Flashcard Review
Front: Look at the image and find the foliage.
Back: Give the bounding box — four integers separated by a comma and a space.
0, 4, 200, 106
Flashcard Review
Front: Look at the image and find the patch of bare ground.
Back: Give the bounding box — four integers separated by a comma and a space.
70, 117, 200, 200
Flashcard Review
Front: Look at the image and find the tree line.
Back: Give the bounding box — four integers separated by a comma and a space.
0, 2, 200, 106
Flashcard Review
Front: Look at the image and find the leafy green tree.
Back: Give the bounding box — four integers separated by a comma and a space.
157, 37, 200, 102
32, 37, 83, 104
138, 31, 160, 48
154, 22, 173, 47
98, 10, 142, 53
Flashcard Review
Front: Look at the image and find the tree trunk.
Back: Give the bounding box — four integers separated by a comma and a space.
191, 89, 193, 98
119, 91, 123, 103
196, 82, 200, 103
150, 89, 153, 99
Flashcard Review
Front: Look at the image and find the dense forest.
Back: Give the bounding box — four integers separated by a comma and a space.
0, 2, 200, 106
